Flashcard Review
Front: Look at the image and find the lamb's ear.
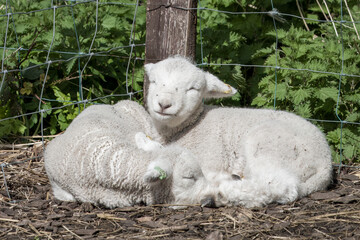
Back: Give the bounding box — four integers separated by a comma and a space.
204, 72, 237, 99
144, 63, 154, 76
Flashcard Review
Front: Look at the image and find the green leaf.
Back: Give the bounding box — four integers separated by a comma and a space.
58, 112, 70, 131
40, 103, 52, 118
295, 103, 312, 118
291, 88, 311, 105
275, 83, 287, 101
345, 112, 360, 122
252, 95, 268, 107
0, 119, 27, 137
52, 86, 71, 102
314, 87, 339, 102
66, 58, 77, 74
343, 145, 355, 160
20, 82, 33, 95
29, 114, 38, 129
327, 129, 341, 145
102, 15, 117, 30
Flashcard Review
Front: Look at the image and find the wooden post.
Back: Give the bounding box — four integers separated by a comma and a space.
143, 0, 197, 105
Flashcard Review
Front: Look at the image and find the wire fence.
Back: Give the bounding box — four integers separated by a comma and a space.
1, 0, 360, 202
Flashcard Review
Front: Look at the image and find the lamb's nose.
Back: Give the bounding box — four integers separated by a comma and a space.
158, 102, 172, 111
200, 196, 217, 208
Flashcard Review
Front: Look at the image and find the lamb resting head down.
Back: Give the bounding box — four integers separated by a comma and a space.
137, 133, 221, 207
45, 100, 221, 208
144, 56, 333, 208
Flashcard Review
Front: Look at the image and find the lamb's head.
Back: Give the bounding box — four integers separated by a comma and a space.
144, 145, 222, 207
145, 56, 237, 129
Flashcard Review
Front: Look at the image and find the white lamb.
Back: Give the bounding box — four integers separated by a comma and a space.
144, 56, 333, 208
44, 100, 220, 208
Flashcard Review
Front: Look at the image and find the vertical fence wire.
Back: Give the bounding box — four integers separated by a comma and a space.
269, 1, 279, 110
70, 3, 83, 114
79, 0, 99, 106
335, 0, 345, 172
125, 0, 140, 100
38, 5, 57, 112
1, 2, 10, 74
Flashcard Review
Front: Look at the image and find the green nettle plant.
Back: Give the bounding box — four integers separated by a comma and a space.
251, 24, 360, 164
0, 0, 146, 136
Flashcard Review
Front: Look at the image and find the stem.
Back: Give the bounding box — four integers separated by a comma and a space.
296, 0, 310, 31
315, 0, 329, 21
344, 0, 360, 40
323, 0, 338, 37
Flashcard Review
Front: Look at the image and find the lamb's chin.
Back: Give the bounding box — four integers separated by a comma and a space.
154, 117, 184, 129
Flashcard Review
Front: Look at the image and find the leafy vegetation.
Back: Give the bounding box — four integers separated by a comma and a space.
0, 0, 359, 163
0, 0, 146, 136
198, 0, 359, 163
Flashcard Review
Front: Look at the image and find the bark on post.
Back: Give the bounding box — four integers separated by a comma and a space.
143, 0, 197, 105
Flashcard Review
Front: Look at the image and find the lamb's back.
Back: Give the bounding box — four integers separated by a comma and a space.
173, 106, 331, 176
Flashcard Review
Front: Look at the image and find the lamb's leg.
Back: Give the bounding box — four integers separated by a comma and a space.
135, 132, 163, 152
51, 181, 76, 201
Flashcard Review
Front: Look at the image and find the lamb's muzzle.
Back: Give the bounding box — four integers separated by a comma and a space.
200, 195, 217, 208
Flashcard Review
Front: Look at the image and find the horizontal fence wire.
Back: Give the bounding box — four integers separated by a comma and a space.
1, 0, 360, 202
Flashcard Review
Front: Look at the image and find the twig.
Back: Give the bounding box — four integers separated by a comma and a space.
323, 0, 338, 37
28, 223, 42, 236
50, 74, 93, 86
314, 228, 334, 239
152, 225, 189, 232
34, 94, 46, 105
97, 213, 127, 221
0, 142, 42, 150
0, 217, 19, 223
62, 225, 83, 240
40, 231, 54, 240
344, 0, 360, 40
296, 0, 310, 31
222, 213, 238, 229
6, 134, 61, 139
316, 0, 329, 21
4, 47, 22, 61
18, 29, 41, 67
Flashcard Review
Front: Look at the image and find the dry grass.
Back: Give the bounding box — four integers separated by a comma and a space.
0, 142, 360, 239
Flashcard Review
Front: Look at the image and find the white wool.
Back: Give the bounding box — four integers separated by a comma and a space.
145, 56, 333, 207
44, 100, 219, 208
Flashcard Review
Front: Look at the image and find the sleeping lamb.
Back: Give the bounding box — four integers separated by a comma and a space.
44, 100, 220, 208
144, 56, 333, 208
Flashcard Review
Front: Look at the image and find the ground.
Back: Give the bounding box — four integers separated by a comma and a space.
1, 143, 360, 240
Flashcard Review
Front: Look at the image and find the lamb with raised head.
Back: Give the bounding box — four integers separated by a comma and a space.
44, 100, 220, 208
144, 56, 333, 208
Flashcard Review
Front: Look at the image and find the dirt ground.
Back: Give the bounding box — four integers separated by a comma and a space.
1, 142, 360, 240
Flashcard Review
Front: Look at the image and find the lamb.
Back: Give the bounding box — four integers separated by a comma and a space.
44, 100, 220, 208
144, 56, 333, 208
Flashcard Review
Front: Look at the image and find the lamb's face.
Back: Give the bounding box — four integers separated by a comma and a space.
145, 58, 206, 128
171, 151, 217, 206
145, 56, 237, 129
144, 147, 221, 207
